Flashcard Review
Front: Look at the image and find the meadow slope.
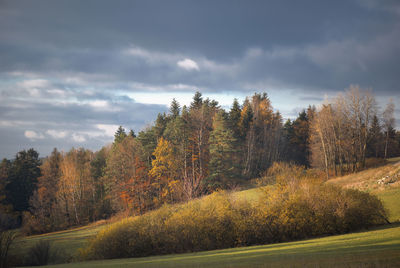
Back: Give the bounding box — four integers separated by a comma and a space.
13, 159, 400, 266
28, 224, 400, 268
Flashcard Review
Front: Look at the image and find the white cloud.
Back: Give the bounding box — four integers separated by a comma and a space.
177, 58, 200, 71
24, 130, 44, 140
18, 79, 50, 89
96, 124, 119, 137
46, 129, 68, 139
47, 88, 67, 97
72, 133, 86, 142
89, 100, 109, 108
27, 88, 41, 97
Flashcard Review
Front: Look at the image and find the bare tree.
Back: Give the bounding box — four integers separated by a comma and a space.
310, 86, 377, 176
383, 100, 395, 159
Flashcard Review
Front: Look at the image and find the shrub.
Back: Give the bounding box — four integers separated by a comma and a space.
0, 230, 17, 268
27, 240, 51, 266
84, 180, 388, 260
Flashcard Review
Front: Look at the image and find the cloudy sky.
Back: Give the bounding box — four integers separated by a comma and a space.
1, 0, 399, 159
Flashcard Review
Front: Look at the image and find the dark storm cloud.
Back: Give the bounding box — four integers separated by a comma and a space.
0, 0, 399, 158
1, 0, 400, 93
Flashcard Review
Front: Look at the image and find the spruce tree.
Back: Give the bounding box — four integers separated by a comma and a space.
114, 126, 127, 144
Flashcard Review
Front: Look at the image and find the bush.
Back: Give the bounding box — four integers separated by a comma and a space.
0, 230, 17, 268
84, 180, 388, 260
27, 240, 51, 266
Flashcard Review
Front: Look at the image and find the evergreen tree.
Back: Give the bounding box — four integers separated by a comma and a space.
208, 111, 240, 189
137, 128, 157, 166
383, 101, 396, 159
291, 110, 311, 166
282, 119, 294, 161
128, 129, 136, 138
6, 149, 41, 213
367, 115, 383, 158
169, 98, 180, 118
114, 126, 127, 144
0, 158, 16, 229
190, 91, 203, 110
154, 113, 169, 139
228, 98, 242, 140
238, 98, 253, 140
90, 147, 111, 219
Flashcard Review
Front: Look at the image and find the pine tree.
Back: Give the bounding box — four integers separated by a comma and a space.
154, 113, 169, 139
228, 98, 242, 140
169, 98, 180, 118
291, 110, 311, 166
208, 111, 239, 190
6, 149, 41, 212
0, 159, 12, 213
129, 129, 136, 138
190, 91, 203, 110
367, 115, 383, 158
114, 126, 127, 144
383, 101, 395, 159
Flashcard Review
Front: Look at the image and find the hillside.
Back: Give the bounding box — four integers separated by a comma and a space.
328, 158, 400, 222
11, 159, 400, 266
26, 224, 400, 268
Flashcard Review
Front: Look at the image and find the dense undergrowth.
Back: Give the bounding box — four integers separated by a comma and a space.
82, 169, 388, 260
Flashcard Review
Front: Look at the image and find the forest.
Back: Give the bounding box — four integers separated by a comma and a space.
0, 85, 399, 234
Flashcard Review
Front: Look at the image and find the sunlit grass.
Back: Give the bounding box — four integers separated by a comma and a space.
11, 221, 107, 261
375, 188, 400, 222
34, 223, 400, 268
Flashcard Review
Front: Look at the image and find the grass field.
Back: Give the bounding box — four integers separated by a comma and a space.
328, 159, 400, 222
11, 221, 107, 263
13, 158, 400, 266
29, 223, 400, 268
376, 188, 400, 223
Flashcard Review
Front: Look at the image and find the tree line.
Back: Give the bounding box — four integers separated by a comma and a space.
0, 88, 399, 233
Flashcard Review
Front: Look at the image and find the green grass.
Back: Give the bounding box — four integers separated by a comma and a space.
32, 223, 400, 268
375, 188, 400, 223
11, 222, 107, 262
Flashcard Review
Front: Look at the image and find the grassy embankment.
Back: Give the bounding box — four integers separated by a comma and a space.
328, 159, 400, 222
26, 223, 400, 267
13, 158, 400, 266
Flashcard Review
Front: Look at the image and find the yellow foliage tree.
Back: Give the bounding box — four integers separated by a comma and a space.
149, 137, 180, 204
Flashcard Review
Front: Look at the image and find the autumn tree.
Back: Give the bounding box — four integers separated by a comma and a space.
104, 136, 150, 214
310, 86, 378, 177
184, 95, 215, 199
29, 148, 62, 231
57, 148, 94, 226
149, 137, 180, 204
242, 93, 283, 178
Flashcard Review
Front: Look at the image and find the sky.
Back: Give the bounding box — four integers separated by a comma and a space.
0, 0, 399, 159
